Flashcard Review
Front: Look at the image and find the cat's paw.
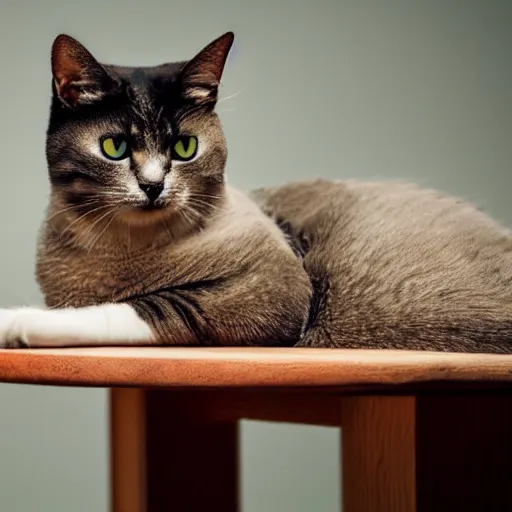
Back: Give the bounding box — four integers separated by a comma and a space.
0, 308, 31, 349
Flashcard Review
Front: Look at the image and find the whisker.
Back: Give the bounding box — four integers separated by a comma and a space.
80, 207, 119, 251
178, 206, 197, 228
187, 198, 221, 212
78, 208, 115, 244
46, 200, 101, 222
96, 191, 134, 198
183, 205, 203, 220
187, 196, 219, 206
62, 203, 115, 236
87, 209, 120, 254
217, 89, 244, 104
188, 193, 224, 200
186, 198, 224, 211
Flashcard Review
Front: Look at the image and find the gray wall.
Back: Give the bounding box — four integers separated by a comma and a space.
0, 1, 511, 511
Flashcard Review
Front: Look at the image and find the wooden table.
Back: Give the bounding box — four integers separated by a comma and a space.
1, 347, 512, 512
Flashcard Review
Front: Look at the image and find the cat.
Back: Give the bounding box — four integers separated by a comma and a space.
0, 33, 511, 354
0, 32, 312, 349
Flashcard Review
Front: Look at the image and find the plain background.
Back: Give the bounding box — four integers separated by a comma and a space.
0, 1, 511, 511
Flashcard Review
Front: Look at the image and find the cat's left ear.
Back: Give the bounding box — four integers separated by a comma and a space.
51, 34, 118, 108
181, 32, 234, 107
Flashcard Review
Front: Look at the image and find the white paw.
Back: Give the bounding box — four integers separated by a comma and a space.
0, 308, 34, 349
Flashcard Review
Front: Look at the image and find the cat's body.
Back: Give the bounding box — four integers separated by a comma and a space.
1, 32, 511, 354
252, 180, 512, 353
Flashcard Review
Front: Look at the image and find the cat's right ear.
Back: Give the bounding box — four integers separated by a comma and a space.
51, 35, 115, 108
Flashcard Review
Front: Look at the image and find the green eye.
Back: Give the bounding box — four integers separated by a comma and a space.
172, 136, 198, 161
101, 136, 130, 161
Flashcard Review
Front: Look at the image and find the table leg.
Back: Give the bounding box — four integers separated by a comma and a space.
111, 388, 147, 512
341, 393, 512, 512
110, 388, 239, 512
341, 396, 416, 512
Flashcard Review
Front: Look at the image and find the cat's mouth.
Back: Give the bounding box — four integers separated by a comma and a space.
124, 196, 168, 212
140, 202, 165, 212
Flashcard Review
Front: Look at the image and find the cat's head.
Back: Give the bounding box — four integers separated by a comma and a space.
46, 32, 234, 243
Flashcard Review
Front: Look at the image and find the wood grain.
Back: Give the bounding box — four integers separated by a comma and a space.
340, 393, 512, 512
111, 388, 147, 512
341, 396, 416, 512
1, 347, 512, 388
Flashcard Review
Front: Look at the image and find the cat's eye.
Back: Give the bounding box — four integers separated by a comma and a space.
100, 135, 130, 161
172, 136, 198, 161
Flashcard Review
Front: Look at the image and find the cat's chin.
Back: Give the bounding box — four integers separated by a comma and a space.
115, 204, 198, 234
118, 205, 171, 224
111, 205, 200, 243
140, 203, 166, 212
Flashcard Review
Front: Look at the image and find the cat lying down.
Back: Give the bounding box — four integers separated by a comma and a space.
1, 33, 511, 354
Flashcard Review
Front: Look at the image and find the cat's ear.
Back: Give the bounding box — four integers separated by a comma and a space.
180, 32, 234, 107
51, 34, 116, 108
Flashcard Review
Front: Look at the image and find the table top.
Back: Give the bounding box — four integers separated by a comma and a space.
1, 347, 512, 389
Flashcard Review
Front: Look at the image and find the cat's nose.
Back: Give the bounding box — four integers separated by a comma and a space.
139, 183, 164, 202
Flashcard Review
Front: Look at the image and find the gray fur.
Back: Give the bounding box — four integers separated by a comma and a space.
252, 180, 512, 353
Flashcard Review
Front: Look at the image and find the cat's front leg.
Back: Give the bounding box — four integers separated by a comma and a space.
0, 303, 155, 348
